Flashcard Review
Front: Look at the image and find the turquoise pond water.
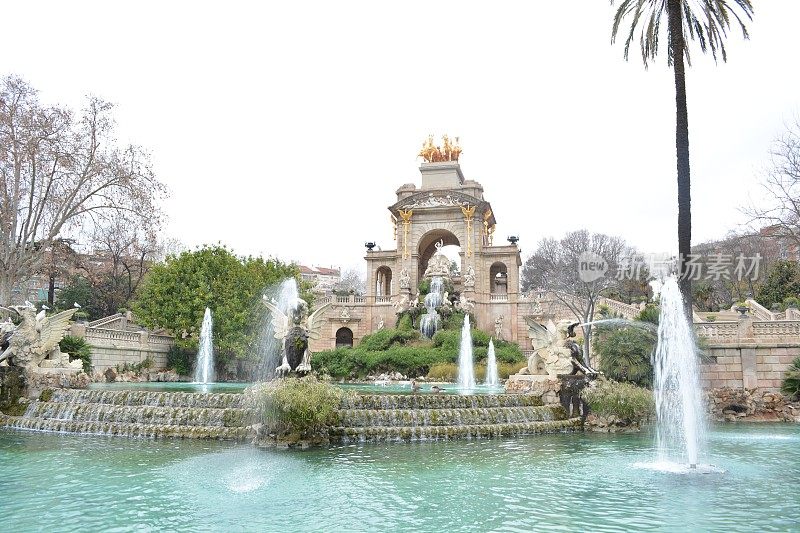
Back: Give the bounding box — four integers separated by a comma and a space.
1, 424, 798, 532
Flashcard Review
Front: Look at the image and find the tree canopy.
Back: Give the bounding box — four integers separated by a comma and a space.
132, 245, 307, 367
756, 260, 800, 310
0, 75, 167, 304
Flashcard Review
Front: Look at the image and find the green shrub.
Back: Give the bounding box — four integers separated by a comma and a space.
167, 345, 194, 376
396, 313, 414, 331
59, 336, 92, 373
594, 327, 655, 387
313, 325, 524, 380
636, 304, 659, 325
359, 329, 418, 351
783, 296, 800, 310
427, 362, 458, 381
244, 376, 349, 437
427, 361, 520, 382
781, 356, 800, 400
581, 379, 654, 421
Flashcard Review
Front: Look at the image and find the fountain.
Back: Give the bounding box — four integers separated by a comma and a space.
420, 276, 444, 338
261, 278, 331, 376
458, 314, 475, 389
654, 276, 706, 469
194, 307, 214, 384
256, 278, 300, 379
485, 338, 499, 387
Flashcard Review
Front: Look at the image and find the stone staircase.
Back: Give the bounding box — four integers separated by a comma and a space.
331, 394, 581, 442
1, 389, 249, 440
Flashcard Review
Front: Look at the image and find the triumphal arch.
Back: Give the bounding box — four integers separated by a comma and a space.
310, 137, 532, 352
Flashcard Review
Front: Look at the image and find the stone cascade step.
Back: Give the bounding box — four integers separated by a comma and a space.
2, 415, 248, 440
340, 393, 544, 411
338, 405, 563, 428
332, 418, 582, 442
2, 389, 249, 440
47, 389, 244, 409
22, 401, 247, 428
332, 394, 579, 442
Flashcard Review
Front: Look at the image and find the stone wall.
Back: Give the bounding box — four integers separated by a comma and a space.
70, 322, 173, 371
697, 318, 799, 391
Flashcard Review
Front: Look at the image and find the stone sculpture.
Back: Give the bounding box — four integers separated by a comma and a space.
463, 265, 475, 288
494, 315, 504, 340
523, 319, 583, 379
399, 268, 411, 289
455, 293, 475, 313
423, 241, 452, 278
0, 304, 80, 372
392, 294, 411, 314
262, 297, 331, 376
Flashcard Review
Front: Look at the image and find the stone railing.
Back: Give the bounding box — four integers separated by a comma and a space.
598, 297, 642, 320
490, 293, 509, 302
375, 296, 392, 304
744, 299, 775, 321
695, 319, 800, 343
85, 328, 143, 344
751, 321, 800, 338
695, 321, 739, 340
88, 314, 124, 328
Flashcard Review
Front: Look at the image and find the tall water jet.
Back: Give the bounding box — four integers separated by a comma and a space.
485, 338, 499, 387
654, 276, 706, 468
256, 278, 300, 380
420, 276, 444, 338
458, 314, 475, 389
194, 307, 214, 384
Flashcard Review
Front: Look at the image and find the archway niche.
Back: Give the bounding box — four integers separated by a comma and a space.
335, 327, 354, 348
375, 266, 392, 296
489, 262, 508, 294
417, 229, 460, 281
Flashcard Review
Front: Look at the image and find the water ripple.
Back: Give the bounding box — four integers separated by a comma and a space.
1, 425, 799, 531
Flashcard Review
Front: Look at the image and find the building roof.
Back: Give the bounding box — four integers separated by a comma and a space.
298, 265, 340, 276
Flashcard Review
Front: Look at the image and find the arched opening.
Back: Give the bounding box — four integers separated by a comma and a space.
490, 262, 508, 294
335, 327, 354, 348
418, 229, 460, 281
375, 266, 392, 296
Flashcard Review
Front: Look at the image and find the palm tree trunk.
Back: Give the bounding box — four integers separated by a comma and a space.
668, 0, 693, 317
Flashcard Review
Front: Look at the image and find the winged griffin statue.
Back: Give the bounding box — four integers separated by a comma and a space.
262, 296, 331, 376
524, 319, 594, 379
0, 304, 80, 371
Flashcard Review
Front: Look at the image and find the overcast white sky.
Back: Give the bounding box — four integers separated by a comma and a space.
3, 1, 799, 274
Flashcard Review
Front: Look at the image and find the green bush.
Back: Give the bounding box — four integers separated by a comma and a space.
59, 336, 92, 373
167, 345, 194, 376
781, 356, 800, 400
581, 379, 654, 421
594, 326, 656, 387
314, 325, 524, 379
244, 376, 349, 437
426, 361, 520, 382
427, 363, 458, 381
636, 304, 659, 325
359, 329, 418, 351
783, 296, 800, 310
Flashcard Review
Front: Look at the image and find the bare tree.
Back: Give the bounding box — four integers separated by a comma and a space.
79, 215, 161, 316
334, 268, 366, 296
522, 230, 629, 366
0, 75, 166, 304
743, 120, 800, 248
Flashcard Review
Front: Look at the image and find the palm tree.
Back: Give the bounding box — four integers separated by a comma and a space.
610, 0, 754, 312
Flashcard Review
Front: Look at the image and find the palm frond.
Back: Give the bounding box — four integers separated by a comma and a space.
610, 0, 754, 67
